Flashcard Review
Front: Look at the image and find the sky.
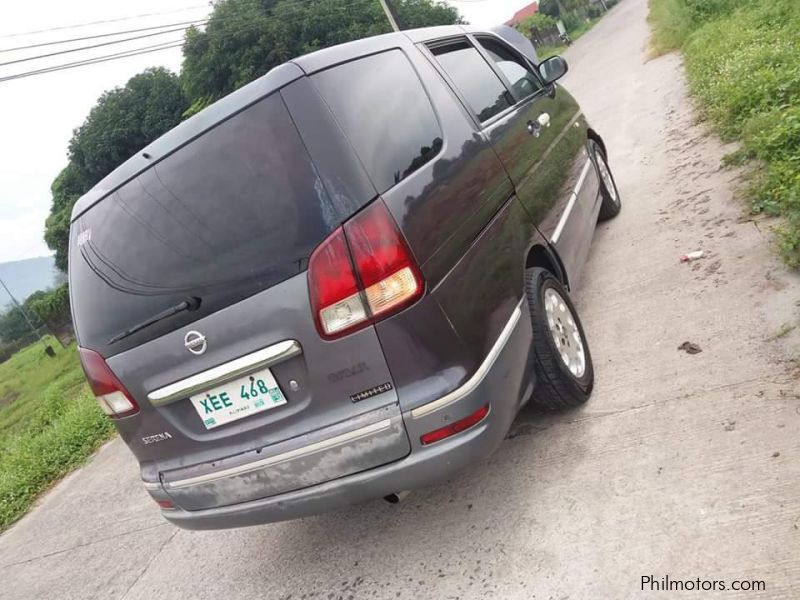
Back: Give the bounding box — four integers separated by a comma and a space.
0, 0, 533, 264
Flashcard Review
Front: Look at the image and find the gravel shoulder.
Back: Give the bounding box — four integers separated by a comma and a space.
2, 0, 799, 598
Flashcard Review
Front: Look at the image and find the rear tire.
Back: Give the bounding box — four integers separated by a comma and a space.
526, 268, 593, 410
592, 141, 622, 222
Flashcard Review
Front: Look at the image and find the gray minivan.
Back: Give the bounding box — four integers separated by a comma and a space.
69, 25, 621, 529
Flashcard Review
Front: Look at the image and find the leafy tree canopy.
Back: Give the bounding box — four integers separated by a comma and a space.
517, 13, 559, 35
539, 0, 562, 18
182, 0, 463, 105
44, 68, 188, 270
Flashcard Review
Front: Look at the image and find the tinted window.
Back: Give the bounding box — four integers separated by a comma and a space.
312, 50, 443, 193
430, 39, 512, 123
477, 37, 543, 100
70, 93, 340, 356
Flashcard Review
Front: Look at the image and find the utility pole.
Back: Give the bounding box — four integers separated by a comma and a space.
379, 0, 400, 32
0, 277, 54, 356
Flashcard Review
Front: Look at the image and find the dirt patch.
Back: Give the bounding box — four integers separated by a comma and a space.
0, 391, 20, 409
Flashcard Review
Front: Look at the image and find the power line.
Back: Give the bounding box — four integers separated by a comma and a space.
0, 0, 402, 84
0, 40, 185, 83
0, 0, 362, 65
0, 25, 197, 68
0, 277, 52, 355
0, 4, 211, 39
0, 19, 208, 54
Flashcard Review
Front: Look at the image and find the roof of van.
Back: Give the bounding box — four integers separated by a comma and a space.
69, 24, 513, 221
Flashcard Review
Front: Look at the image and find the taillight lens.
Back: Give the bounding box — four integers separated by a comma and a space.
308, 228, 367, 337
78, 347, 139, 418
420, 404, 490, 446
308, 199, 424, 339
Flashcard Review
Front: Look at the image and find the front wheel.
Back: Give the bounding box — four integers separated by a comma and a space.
591, 141, 622, 221
526, 268, 594, 410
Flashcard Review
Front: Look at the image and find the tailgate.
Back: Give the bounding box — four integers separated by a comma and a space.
106, 270, 409, 488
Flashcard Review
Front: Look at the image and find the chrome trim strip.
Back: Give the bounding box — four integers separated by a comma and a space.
165, 418, 393, 489
532, 110, 583, 171
411, 302, 523, 419
148, 340, 302, 406
552, 158, 593, 244
142, 481, 162, 492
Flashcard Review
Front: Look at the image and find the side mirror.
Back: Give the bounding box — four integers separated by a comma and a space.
538, 56, 568, 84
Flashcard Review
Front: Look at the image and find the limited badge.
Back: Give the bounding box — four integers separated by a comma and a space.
350, 382, 393, 403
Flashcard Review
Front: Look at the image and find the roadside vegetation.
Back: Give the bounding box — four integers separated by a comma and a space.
518, 0, 620, 60
0, 283, 72, 362
649, 0, 800, 267
0, 340, 112, 531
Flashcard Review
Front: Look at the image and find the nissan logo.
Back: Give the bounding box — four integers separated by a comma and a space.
184, 331, 207, 356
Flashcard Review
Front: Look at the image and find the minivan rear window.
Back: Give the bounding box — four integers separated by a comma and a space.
311, 49, 443, 194
70, 92, 340, 356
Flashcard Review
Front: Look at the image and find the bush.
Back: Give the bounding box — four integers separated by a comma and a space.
0, 386, 113, 530
29, 283, 71, 337
588, 5, 603, 19
517, 13, 558, 37
561, 12, 583, 33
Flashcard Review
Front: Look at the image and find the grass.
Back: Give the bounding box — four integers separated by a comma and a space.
0, 338, 114, 531
769, 322, 797, 341
649, 0, 800, 267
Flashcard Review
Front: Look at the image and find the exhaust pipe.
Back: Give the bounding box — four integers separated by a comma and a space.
383, 491, 411, 504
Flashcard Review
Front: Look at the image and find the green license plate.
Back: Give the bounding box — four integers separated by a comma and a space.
189, 367, 287, 430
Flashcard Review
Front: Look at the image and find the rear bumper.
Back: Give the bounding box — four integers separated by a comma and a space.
161, 301, 532, 530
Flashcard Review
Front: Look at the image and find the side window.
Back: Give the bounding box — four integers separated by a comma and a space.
429, 39, 513, 124
312, 49, 443, 193
476, 37, 543, 100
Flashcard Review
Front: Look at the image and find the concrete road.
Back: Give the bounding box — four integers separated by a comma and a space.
2, 0, 799, 597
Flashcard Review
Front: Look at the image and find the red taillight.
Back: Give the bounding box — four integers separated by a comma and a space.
156, 499, 175, 510
420, 405, 490, 446
78, 347, 139, 418
308, 199, 424, 339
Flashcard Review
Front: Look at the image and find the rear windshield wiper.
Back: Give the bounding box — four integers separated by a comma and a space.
108, 297, 201, 345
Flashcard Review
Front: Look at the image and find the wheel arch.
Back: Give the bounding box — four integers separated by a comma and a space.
586, 128, 607, 158
525, 243, 570, 291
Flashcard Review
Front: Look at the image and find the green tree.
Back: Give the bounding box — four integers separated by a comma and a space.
44, 68, 188, 270
181, 0, 463, 106
0, 292, 46, 344
539, 0, 562, 18
516, 13, 558, 36
29, 284, 71, 332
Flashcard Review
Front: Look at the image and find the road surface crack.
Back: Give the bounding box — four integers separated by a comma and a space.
0, 522, 171, 570
119, 528, 179, 600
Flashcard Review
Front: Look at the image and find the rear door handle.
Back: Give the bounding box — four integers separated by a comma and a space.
537, 112, 551, 127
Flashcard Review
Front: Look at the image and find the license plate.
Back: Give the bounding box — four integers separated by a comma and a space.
190, 367, 287, 430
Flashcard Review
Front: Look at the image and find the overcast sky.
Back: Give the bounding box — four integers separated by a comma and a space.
0, 0, 532, 264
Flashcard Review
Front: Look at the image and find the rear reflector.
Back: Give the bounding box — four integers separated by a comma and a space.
156, 499, 175, 510
420, 404, 490, 446
78, 347, 139, 418
308, 199, 424, 339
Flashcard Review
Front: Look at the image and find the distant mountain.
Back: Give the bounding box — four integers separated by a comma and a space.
0, 256, 65, 307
